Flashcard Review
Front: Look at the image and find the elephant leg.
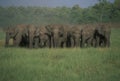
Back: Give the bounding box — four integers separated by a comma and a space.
92, 38, 96, 47
80, 39, 82, 48
50, 37, 54, 48
53, 39, 56, 48
14, 35, 22, 47
63, 41, 67, 48
87, 38, 92, 47
74, 39, 77, 47
99, 37, 106, 47
48, 39, 51, 48
13, 39, 17, 46
45, 40, 50, 48
29, 41, 33, 48
34, 38, 39, 48
5, 35, 10, 47
106, 36, 110, 47
96, 37, 100, 47
54, 38, 59, 48
45, 40, 49, 48
66, 38, 71, 47
60, 41, 66, 48
81, 36, 85, 48
29, 37, 34, 48
71, 38, 74, 48
5, 40, 9, 47
75, 38, 79, 48
101, 39, 105, 47
58, 40, 62, 48
58, 38, 63, 48
107, 39, 110, 47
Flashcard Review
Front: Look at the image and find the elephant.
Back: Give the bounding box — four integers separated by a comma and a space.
45, 24, 69, 48
81, 24, 96, 47
59, 25, 71, 48
34, 26, 51, 48
5, 26, 16, 47
33, 36, 40, 48
26, 24, 37, 48
95, 23, 111, 47
5, 24, 28, 47
69, 25, 83, 48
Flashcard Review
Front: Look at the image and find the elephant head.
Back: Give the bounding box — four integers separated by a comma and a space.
26, 24, 37, 48
70, 25, 82, 47
45, 24, 64, 48
5, 26, 18, 47
95, 23, 111, 47
32, 27, 40, 48
81, 25, 96, 47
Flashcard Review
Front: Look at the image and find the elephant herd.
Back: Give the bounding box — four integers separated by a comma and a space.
5, 23, 111, 48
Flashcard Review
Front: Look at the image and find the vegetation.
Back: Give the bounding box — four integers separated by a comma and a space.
0, 27, 120, 81
0, 0, 120, 27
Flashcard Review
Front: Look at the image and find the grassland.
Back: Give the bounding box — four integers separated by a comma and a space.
0, 28, 120, 81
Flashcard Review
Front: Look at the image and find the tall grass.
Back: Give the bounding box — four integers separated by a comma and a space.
0, 28, 120, 81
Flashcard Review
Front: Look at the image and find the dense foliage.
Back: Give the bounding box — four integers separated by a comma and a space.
0, 0, 120, 27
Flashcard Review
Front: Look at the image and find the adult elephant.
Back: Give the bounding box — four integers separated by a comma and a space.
5, 26, 16, 47
5, 24, 28, 47
45, 24, 68, 48
69, 25, 83, 48
34, 25, 51, 48
95, 23, 111, 47
81, 24, 96, 47
26, 24, 37, 48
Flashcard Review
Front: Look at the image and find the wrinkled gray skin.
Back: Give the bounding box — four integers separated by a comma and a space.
45, 24, 68, 48
5, 24, 28, 47
69, 25, 82, 48
81, 24, 96, 47
34, 26, 50, 48
95, 24, 111, 47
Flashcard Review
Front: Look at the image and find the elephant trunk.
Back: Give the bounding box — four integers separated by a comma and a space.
81, 35, 85, 48
40, 40, 44, 47
53, 35, 59, 48
105, 34, 110, 47
34, 37, 39, 48
75, 38, 80, 47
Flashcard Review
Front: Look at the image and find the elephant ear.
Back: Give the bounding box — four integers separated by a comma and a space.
97, 25, 104, 35
45, 25, 51, 31
35, 27, 40, 36
10, 26, 18, 38
45, 25, 52, 36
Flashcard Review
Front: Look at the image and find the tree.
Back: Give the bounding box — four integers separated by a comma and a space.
92, 0, 114, 22
70, 4, 83, 24
114, 0, 120, 10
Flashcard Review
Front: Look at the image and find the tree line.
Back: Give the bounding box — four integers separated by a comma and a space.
0, 0, 120, 27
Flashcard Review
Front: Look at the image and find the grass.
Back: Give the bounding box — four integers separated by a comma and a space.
0, 28, 120, 81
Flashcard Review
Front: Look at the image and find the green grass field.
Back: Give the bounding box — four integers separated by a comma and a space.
0, 28, 120, 81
